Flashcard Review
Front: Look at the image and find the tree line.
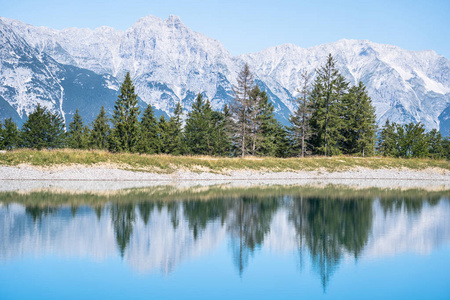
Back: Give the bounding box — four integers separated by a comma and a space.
0, 55, 448, 159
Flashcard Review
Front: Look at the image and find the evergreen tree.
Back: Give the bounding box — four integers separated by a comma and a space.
396, 122, 429, 158
231, 63, 254, 157
377, 119, 397, 156
184, 94, 214, 155
167, 102, 185, 155
0, 118, 20, 150
21, 104, 66, 150
138, 104, 161, 154
256, 89, 279, 156
210, 109, 232, 156
247, 86, 263, 155
309, 54, 348, 156
90, 106, 110, 150
289, 71, 312, 157
442, 137, 450, 160
158, 115, 170, 154
341, 82, 377, 156
109, 72, 140, 152
274, 124, 291, 158
67, 109, 89, 149
0, 122, 3, 150
218, 104, 234, 156
427, 129, 444, 159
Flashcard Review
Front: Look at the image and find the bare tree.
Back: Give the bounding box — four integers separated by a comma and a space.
231, 63, 254, 158
289, 71, 312, 157
248, 86, 263, 155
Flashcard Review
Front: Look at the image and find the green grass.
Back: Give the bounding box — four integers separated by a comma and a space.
0, 149, 449, 173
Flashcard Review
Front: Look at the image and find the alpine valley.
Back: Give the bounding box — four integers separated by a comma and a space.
1, 15, 449, 135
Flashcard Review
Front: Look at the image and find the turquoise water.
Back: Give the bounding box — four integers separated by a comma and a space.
0, 187, 449, 299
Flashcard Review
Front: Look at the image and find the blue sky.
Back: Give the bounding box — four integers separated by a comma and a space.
2, 0, 449, 58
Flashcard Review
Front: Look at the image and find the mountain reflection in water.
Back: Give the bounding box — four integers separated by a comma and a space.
0, 186, 449, 291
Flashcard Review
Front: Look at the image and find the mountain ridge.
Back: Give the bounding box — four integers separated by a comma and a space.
0, 15, 449, 135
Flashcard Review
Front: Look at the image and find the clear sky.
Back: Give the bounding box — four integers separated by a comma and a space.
2, 0, 449, 58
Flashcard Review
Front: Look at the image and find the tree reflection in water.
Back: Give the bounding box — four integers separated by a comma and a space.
110, 203, 136, 258
289, 196, 373, 290
227, 196, 279, 276
16, 186, 447, 288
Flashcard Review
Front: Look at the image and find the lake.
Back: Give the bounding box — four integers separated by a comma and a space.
0, 185, 449, 299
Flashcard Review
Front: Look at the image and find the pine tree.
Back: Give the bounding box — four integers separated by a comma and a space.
138, 104, 161, 154
167, 102, 185, 155
442, 137, 450, 160
396, 122, 429, 158
289, 71, 312, 157
247, 86, 263, 155
90, 106, 110, 150
274, 124, 291, 158
427, 129, 444, 159
256, 89, 279, 156
309, 54, 348, 156
0, 118, 20, 150
377, 119, 397, 156
184, 94, 213, 155
21, 104, 66, 150
0, 122, 3, 150
209, 109, 232, 156
158, 115, 170, 154
67, 109, 89, 149
231, 63, 254, 157
220, 104, 234, 156
342, 82, 377, 156
109, 72, 140, 152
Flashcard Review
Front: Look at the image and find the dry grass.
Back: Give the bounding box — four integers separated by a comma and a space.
0, 149, 449, 173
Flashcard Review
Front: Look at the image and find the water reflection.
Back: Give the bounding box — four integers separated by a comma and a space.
0, 186, 449, 290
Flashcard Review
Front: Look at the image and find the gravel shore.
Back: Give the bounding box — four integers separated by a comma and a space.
0, 165, 449, 192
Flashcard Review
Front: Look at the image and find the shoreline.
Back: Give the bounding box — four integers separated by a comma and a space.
0, 165, 449, 192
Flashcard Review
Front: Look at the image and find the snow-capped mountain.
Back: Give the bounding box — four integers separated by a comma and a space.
242, 40, 450, 132
0, 15, 449, 134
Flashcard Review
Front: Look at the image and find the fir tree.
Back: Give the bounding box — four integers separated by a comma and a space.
427, 129, 444, 159
184, 94, 213, 155
396, 122, 429, 158
231, 63, 254, 157
256, 89, 279, 156
209, 109, 232, 156
289, 71, 312, 157
158, 115, 170, 154
212, 104, 234, 156
67, 109, 89, 149
247, 86, 263, 155
342, 82, 377, 156
442, 137, 450, 160
138, 104, 161, 154
309, 54, 348, 156
90, 106, 110, 150
0, 118, 20, 150
274, 124, 291, 158
109, 72, 140, 152
167, 102, 185, 155
377, 119, 397, 156
21, 104, 66, 150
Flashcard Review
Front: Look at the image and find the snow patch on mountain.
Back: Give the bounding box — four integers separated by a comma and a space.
0, 16, 449, 134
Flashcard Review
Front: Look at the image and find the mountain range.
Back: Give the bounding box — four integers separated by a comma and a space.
1, 15, 449, 135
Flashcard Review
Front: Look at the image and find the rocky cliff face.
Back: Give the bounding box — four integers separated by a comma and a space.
1, 15, 449, 134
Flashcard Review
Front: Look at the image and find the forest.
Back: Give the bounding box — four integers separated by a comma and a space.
0, 54, 448, 159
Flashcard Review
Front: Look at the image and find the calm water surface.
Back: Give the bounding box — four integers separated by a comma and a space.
0, 186, 449, 299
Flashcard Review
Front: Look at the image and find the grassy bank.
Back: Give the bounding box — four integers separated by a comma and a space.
0, 149, 449, 173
